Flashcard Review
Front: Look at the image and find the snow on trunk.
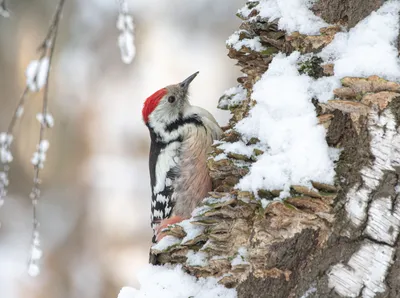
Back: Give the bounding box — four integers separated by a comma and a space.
118, 265, 237, 298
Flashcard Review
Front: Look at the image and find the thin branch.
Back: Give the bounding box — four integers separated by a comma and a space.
37, 0, 66, 51
7, 87, 29, 134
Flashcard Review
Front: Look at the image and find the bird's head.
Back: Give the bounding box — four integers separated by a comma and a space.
142, 71, 199, 125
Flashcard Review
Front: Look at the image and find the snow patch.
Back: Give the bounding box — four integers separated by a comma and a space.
309, 76, 341, 103
178, 219, 205, 244
203, 195, 232, 205
192, 205, 212, 217
218, 141, 254, 158
226, 30, 265, 51
239, 0, 328, 35
214, 153, 228, 162
261, 199, 271, 209
118, 264, 237, 298
320, 1, 400, 81
186, 250, 208, 267
118, 287, 136, 298
218, 85, 247, 109
231, 247, 249, 266
151, 235, 180, 251
235, 52, 336, 193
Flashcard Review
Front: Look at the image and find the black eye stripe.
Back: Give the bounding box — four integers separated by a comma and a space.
168, 96, 176, 103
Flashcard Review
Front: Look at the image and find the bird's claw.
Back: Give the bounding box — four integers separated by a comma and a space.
155, 216, 184, 242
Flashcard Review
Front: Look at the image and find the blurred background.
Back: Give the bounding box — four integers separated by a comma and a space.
0, 0, 242, 297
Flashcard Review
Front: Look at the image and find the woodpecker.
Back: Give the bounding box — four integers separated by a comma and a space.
142, 72, 222, 242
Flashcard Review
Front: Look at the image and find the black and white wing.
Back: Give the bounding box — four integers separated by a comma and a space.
148, 130, 181, 241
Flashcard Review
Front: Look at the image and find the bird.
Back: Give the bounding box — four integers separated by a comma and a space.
142, 71, 222, 243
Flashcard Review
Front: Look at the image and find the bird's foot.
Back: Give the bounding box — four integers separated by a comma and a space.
155, 216, 185, 242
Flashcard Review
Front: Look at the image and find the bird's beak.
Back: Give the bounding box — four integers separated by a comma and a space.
179, 71, 199, 91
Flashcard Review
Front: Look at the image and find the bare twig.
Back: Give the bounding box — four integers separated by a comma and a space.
37, 0, 65, 51
7, 88, 29, 134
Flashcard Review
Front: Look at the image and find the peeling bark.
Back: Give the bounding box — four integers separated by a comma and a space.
148, 1, 400, 297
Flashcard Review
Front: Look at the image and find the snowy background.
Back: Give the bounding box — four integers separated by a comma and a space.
0, 0, 242, 297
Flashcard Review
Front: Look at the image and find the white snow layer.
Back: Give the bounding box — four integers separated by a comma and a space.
118, 265, 237, 298
231, 247, 249, 266
218, 141, 255, 158
320, 0, 400, 81
308, 76, 340, 103
179, 219, 205, 244
239, 0, 328, 35
218, 85, 247, 109
151, 235, 180, 251
236, 52, 336, 193
226, 30, 265, 51
186, 250, 208, 267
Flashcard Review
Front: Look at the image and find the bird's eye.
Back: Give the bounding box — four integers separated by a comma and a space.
168, 96, 176, 103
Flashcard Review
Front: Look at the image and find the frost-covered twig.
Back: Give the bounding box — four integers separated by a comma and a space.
116, 0, 135, 64
0, 51, 49, 210
26, 0, 65, 277
0, 0, 10, 18
0, 0, 64, 273
0, 87, 29, 207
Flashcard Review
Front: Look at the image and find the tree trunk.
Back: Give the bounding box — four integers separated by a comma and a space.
149, 1, 400, 297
